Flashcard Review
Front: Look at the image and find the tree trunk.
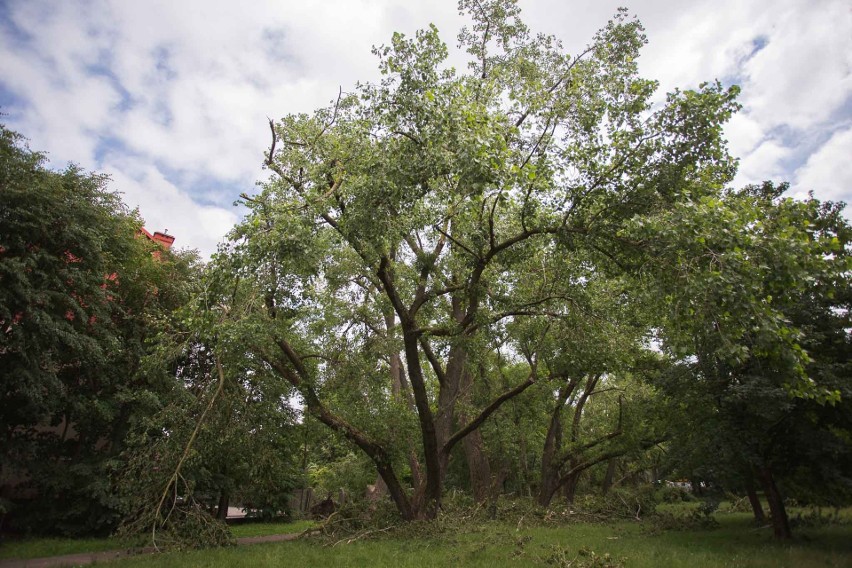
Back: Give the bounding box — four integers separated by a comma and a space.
745, 477, 766, 524
538, 383, 572, 507
400, 326, 442, 518
215, 489, 230, 521
602, 458, 617, 495
757, 465, 791, 539
459, 368, 491, 503
385, 311, 424, 490
517, 430, 532, 497
563, 470, 581, 504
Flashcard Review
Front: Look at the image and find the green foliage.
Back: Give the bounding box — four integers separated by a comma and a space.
634, 181, 852, 523
116, 314, 301, 547
539, 544, 627, 568
0, 123, 202, 536
307, 452, 375, 499
656, 485, 694, 504
200, 0, 743, 522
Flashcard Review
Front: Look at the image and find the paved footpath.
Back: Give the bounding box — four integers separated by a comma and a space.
0, 533, 300, 568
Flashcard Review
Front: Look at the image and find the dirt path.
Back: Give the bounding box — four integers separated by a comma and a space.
0, 533, 301, 568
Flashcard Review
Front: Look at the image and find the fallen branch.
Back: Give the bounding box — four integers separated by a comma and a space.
330, 525, 396, 547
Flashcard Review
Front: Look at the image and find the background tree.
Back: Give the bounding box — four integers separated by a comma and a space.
0, 123, 200, 535
633, 182, 852, 539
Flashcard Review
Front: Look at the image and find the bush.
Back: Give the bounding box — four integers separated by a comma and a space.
649, 498, 720, 532
656, 485, 694, 503
539, 544, 627, 568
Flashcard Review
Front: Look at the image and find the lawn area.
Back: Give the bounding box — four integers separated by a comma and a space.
0, 520, 312, 561
0, 535, 132, 561
103, 511, 851, 568
1, 507, 849, 567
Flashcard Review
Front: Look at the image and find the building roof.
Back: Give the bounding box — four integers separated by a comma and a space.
139, 227, 175, 249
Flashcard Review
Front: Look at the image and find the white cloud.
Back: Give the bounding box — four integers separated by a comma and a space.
793, 127, 852, 204
103, 155, 240, 258
734, 139, 794, 187
740, 0, 852, 132
1, 0, 850, 255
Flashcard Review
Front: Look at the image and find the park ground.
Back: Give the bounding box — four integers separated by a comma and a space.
0, 504, 849, 567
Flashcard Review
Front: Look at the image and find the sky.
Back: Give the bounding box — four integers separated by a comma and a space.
1, 0, 850, 258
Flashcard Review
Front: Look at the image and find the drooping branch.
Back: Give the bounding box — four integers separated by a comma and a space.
260, 342, 415, 520
555, 392, 623, 472
556, 436, 666, 491
150, 354, 227, 551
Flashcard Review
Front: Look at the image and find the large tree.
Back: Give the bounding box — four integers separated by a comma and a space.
206, 0, 738, 520
0, 124, 200, 535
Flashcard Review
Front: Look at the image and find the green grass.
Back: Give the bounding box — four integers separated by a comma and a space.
3, 508, 849, 566
0, 535, 132, 560
104, 511, 852, 568
0, 520, 313, 560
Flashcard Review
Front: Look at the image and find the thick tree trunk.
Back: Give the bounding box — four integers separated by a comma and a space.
436, 343, 463, 473
401, 328, 442, 517
538, 384, 571, 507
385, 312, 424, 490
757, 465, 792, 539
463, 430, 491, 502
744, 477, 766, 524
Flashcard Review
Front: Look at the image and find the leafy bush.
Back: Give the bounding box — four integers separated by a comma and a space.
307, 452, 375, 501
790, 507, 846, 529
656, 485, 694, 503
649, 498, 720, 532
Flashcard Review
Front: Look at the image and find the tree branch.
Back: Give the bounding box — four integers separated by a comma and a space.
441, 372, 536, 457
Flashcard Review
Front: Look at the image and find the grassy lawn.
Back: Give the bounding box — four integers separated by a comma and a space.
0, 535, 133, 560
2, 506, 849, 566
103, 511, 851, 568
0, 520, 312, 560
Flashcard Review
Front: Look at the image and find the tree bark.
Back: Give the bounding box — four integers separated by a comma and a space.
385, 311, 424, 491
602, 458, 617, 495
744, 476, 766, 524
538, 382, 574, 507
757, 465, 791, 539
563, 469, 581, 504
215, 489, 230, 521
262, 344, 417, 520
459, 368, 492, 503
